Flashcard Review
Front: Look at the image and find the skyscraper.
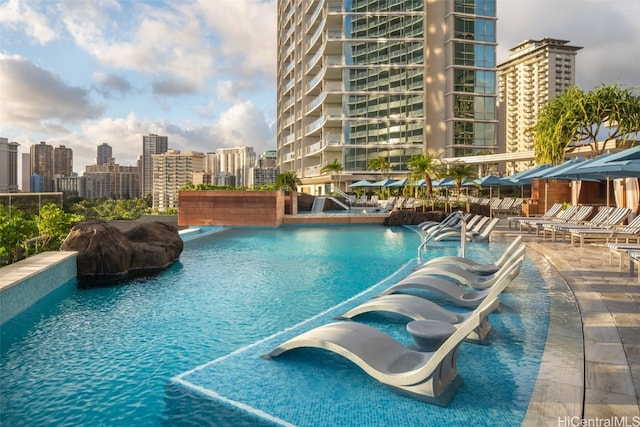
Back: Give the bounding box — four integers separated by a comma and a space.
276, 0, 497, 193
54, 145, 73, 176
497, 38, 582, 172
152, 150, 204, 212
30, 141, 54, 192
141, 134, 168, 197
0, 137, 19, 193
97, 143, 113, 165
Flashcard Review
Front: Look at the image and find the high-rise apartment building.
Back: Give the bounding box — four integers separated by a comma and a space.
152, 150, 204, 212
82, 163, 141, 199
30, 141, 54, 192
54, 145, 73, 176
497, 38, 581, 172
21, 153, 30, 192
276, 0, 497, 193
141, 134, 168, 197
0, 137, 19, 193
97, 143, 113, 165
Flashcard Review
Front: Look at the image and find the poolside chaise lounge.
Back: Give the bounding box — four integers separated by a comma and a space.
264, 300, 493, 405
542, 207, 631, 242
507, 203, 563, 231
419, 235, 524, 275
627, 251, 640, 282
422, 215, 488, 241
569, 215, 640, 248
430, 217, 500, 242
516, 205, 579, 234
404, 245, 525, 289
526, 205, 594, 236
608, 242, 640, 272
336, 249, 522, 344
377, 255, 525, 308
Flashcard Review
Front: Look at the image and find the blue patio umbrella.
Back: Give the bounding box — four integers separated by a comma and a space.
370, 178, 397, 187
386, 178, 408, 187
473, 175, 504, 198
500, 164, 552, 185
348, 180, 373, 188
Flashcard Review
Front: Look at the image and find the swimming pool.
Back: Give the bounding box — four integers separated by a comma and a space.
0, 225, 549, 426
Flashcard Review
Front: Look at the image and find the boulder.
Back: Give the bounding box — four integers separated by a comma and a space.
60, 220, 183, 285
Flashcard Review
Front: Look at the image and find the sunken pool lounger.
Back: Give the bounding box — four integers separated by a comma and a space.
419, 235, 524, 275
264, 303, 494, 406
377, 257, 524, 308
406, 248, 525, 290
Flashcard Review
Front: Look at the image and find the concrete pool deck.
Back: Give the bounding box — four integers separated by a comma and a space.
491, 221, 640, 424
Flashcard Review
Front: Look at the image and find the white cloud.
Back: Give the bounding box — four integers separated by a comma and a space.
0, 54, 104, 132
0, 0, 58, 44
59, 1, 216, 95
497, 0, 640, 90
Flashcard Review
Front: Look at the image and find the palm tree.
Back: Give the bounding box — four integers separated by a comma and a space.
408, 153, 441, 204
275, 171, 301, 192
444, 163, 477, 201
320, 158, 344, 193
366, 156, 391, 177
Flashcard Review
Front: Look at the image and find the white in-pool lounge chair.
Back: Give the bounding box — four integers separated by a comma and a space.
263, 301, 493, 405
419, 235, 524, 275
378, 256, 524, 307
405, 246, 525, 289
430, 217, 500, 242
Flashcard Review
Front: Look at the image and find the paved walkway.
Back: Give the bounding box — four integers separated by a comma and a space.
492, 221, 640, 424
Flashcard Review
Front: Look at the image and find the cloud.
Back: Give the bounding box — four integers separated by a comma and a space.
92, 72, 134, 98
58, 1, 216, 95
152, 78, 198, 97
497, 0, 640, 90
0, 0, 58, 44
0, 54, 104, 132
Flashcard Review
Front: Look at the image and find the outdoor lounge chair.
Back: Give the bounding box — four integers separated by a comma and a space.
430, 217, 500, 242
406, 245, 525, 289
527, 205, 594, 236
628, 251, 640, 283
570, 215, 640, 248
419, 235, 524, 275
264, 301, 493, 405
507, 203, 563, 231
378, 255, 525, 307
517, 205, 579, 233
542, 207, 631, 242
418, 212, 472, 233
422, 215, 488, 240
382, 197, 396, 211
336, 252, 520, 343
608, 242, 640, 272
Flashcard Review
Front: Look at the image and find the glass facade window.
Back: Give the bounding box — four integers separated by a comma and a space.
455, 0, 496, 17
454, 42, 495, 68
454, 70, 495, 93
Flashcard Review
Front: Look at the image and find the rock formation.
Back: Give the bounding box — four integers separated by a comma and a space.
60, 220, 183, 286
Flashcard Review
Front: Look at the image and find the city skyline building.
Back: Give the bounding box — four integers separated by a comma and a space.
152, 149, 204, 212
30, 141, 54, 192
497, 38, 582, 172
97, 143, 113, 165
276, 0, 498, 193
141, 134, 168, 198
0, 137, 19, 193
82, 163, 141, 199
21, 153, 30, 192
54, 145, 73, 177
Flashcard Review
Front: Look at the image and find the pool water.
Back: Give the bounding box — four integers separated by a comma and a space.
3, 225, 457, 426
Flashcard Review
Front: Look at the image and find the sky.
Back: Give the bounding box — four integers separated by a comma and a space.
1, 0, 639, 176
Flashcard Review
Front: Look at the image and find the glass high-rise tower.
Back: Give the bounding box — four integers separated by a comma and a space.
141, 134, 168, 197
276, 0, 497, 193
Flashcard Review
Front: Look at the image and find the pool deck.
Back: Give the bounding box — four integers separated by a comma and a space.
491, 221, 640, 424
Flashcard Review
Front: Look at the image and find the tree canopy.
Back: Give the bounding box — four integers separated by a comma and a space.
275, 171, 301, 192
529, 84, 640, 165
407, 152, 441, 198
320, 158, 344, 192
366, 156, 391, 176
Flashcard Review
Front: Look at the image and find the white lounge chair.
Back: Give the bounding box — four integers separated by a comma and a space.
430, 217, 500, 242
378, 256, 525, 307
264, 301, 493, 405
406, 245, 525, 289
420, 235, 524, 275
